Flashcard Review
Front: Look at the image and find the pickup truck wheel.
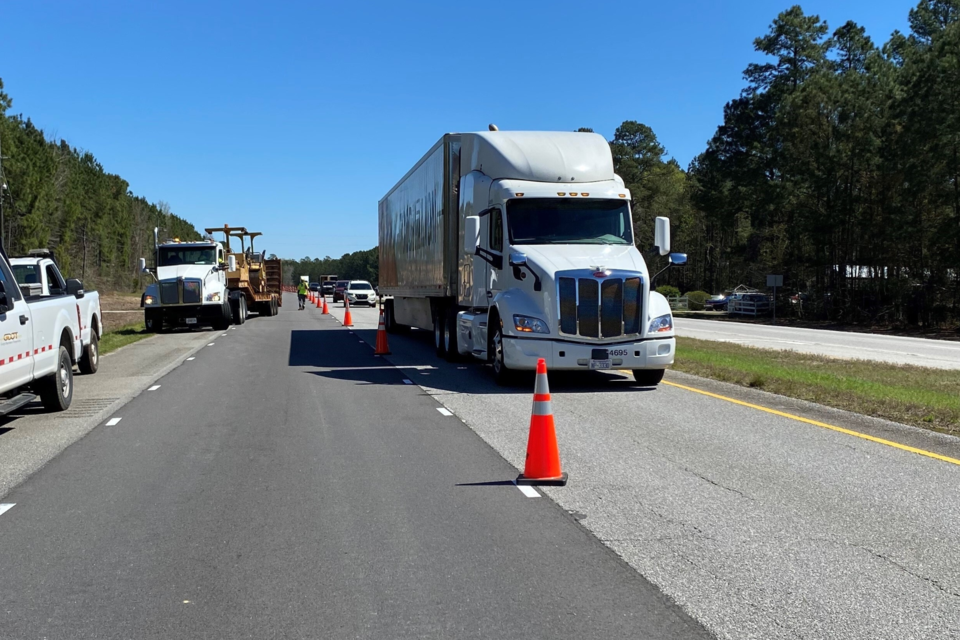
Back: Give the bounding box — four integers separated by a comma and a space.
79, 330, 99, 374
38, 345, 74, 411
632, 369, 665, 386
491, 324, 516, 386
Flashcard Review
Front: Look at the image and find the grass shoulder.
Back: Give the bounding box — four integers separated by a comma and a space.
100, 321, 151, 355
674, 337, 960, 437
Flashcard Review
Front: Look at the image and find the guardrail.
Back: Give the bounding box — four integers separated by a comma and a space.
667, 295, 689, 311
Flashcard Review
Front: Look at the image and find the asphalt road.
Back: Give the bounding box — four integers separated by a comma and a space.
340, 303, 960, 640
674, 317, 960, 369
0, 294, 708, 640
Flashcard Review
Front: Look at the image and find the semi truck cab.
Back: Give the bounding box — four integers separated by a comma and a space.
380, 130, 686, 385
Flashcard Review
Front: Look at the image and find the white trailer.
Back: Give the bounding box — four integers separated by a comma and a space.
379, 129, 686, 385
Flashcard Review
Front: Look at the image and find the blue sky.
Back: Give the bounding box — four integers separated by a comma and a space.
4, 0, 912, 260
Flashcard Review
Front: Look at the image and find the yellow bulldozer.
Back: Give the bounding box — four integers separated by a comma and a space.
204, 225, 283, 323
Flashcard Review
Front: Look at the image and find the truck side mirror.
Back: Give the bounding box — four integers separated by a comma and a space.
138, 258, 147, 273
464, 216, 480, 254
669, 252, 687, 266
655, 217, 671, 256
66, 278, 85, 299
228, 255, 237, 272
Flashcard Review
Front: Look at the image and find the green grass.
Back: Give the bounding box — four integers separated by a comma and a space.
99, 321, 151, 355
674, 337, 960, 436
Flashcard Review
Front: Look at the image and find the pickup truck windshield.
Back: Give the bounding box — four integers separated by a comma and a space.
159, 247, 217, 266
507, 199, 633, 245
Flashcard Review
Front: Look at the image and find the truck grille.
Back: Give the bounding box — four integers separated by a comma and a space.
160, 281, 180, 305
159, 279, 203, 305
558, 275, 642, 339
182, 280, 201, 304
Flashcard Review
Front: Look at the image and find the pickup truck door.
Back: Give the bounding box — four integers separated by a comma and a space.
0, 268, 34, 391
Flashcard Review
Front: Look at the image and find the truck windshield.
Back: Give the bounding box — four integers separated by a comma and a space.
507, 199, 633, 245
159, 247, 217, 266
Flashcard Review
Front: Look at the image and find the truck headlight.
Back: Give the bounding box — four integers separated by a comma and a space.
144, 295, 156, 305
514, 315, 549, 334
648, 313, 673, 333
206, 292, 221, 302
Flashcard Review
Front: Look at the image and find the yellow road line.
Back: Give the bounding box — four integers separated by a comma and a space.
658, 378, 960, 467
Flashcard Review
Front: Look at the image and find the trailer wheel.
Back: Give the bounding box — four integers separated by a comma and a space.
79, 330, 99, 374
37, 344, 74, 412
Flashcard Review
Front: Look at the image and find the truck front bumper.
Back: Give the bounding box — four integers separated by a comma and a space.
501, 336, 675, 371
149, 304, 224, 327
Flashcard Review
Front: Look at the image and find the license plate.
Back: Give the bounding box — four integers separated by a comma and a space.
589, 359, 612, 370
185, 318, 197, 325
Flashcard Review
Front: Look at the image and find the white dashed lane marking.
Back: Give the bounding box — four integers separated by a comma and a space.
186, 357, 195, 361
513, 482, 540, 498
148, 385, 161, 391
105, 418, 122, 426
436, 408, 453, 417
0, 503, 15, 517
207, 343, 215, 347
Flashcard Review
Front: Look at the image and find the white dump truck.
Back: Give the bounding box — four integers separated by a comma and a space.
378, 129, 686, 385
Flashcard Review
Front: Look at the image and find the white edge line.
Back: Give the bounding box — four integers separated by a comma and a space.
106, 417, 122, 426
0, 503, 14, 517
148, 385, 161, 391
513, 482, 540, 498
436, 407, 453, 416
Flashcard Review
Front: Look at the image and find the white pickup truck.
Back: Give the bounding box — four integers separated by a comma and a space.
0, 249, 100, 415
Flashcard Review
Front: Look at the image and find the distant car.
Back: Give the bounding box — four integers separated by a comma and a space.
345, 280, 378, 307
321, 281, 335, 296
333, 280, 349, 302
309, 282, 320, 292
704, 295, 728, 311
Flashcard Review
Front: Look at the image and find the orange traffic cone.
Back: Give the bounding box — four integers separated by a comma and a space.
343, 295, 354, 327
316, 293, 322, 309
321, 294, 329, 314
516, 358, 567, 486
374, 309, 391, 355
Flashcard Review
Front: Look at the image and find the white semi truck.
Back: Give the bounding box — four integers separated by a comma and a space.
378, 129, 686, 385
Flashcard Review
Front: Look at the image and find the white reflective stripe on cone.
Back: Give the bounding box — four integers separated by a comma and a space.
532, 400, 553, 416
534, 372, 550, 395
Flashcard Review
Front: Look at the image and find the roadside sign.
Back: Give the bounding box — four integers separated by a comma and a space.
767, 275, 783, 287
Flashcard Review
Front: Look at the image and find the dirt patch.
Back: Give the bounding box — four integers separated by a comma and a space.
99, 294, 143, 332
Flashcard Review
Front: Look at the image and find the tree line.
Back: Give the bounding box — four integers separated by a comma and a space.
0, 78, 200, 292
281, 247, 379, 286
610, 0, 960, 326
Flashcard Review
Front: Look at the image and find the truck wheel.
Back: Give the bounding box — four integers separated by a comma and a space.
444, 309, 460, 362
384, 301, 396, 333
145, 309, 163, 333
271, 295, 279, 315
232, 295, 247, 325
491, 324, 516, 386
37, 345, 74, 411
632, 369, 665, 386
79, 330, 100, 374
433, 309, 448, 358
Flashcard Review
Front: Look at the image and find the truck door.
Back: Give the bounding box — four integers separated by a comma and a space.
474, 206, 504, 305
0, 261, 34, 390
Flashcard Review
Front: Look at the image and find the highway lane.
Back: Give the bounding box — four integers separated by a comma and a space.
0, 294, 708, 640
343, 303, 960, 640
674, 317, 960, 369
